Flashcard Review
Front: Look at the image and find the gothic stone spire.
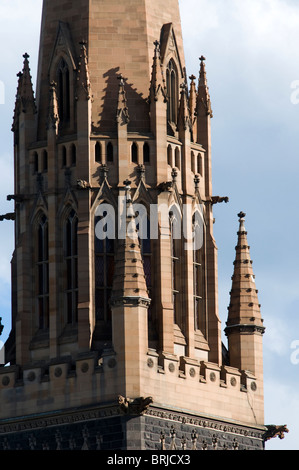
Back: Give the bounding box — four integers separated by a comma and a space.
19, 53, 36, 114
12, 53, 36, 132
197, 55, 213, 118
116, 75, 130, 125
225, 212, 265, 375
110, 181, 150, 306
47, 81, 59, 131
76, 41, 92, 101
149, 40, 167, 103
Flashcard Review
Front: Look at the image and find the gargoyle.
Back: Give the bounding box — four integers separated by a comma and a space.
118, 395, 153, 415
211, 196, 229, 205
77, 179, 91, 190
0, 213, 15, 221
158, 182, 173, 192
264, 424, 289, 442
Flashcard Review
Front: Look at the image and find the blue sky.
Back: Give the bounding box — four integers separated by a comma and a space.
0, 0, 298, 450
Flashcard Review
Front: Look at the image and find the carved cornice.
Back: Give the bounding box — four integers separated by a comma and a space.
110, 296, 151, 308
225, 323, 265, 336
145, 406, 266, 441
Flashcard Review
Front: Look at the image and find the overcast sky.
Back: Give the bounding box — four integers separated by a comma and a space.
0, 0, 298, 450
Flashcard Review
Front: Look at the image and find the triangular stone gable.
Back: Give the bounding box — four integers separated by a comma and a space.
48, 21, 77, 75
160, 23, 184, 78
29, 191, 48, 225
132, 178, 154, 208
91, 178, 117, 213
57, 187, 78, 221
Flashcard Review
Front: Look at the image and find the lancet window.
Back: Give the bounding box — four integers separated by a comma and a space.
143, 142, 150, 164
170, 207, 181, 324
166, 59, 178, 124
71, 144, 76, 166
95, 142, 102, 163
107, 142, 114, 163
36, 214, 49, 330
95, 208, 115, 322
57, 58, 70, 124
193, 212, 207, 337
65, 209, 78, 325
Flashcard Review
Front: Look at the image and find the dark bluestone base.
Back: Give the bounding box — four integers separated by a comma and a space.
0, 402, 266, 451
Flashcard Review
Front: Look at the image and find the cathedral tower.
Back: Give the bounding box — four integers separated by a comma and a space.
0, 0, 269, 450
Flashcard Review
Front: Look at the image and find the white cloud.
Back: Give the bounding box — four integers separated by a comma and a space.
264, 378, 299, 450
180, 0, 299, 121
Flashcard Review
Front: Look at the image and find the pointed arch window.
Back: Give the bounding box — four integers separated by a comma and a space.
131, 142, 138, 164
33, 152, 39, 174
170, 207, 181, 324
166, 60, 178, 124
43, 150, 48, 172
167, 145, 173, 167
136, 215, 151, 292
36, 214, 49, 330
62, 145, 67, 168
107, 142, 114, 163
71, 144, 76, 166
175, 147, 180, 170
95, 142, 102, 163
143, 142, 150, 164
193, 212, 207, 337
95, 207, 115, 322
57, 58, 70, 124
197, 153, 203, 175
191, 151, 196, 174
65, 209, 78, 325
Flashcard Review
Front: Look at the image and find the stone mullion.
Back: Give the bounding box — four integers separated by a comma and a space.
47, 126, 59, 359
181, 197, 195, 358
76, 89, 92, 353
156, 192, 174, 356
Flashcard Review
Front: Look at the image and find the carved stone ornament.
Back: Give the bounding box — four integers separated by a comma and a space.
118, 395, 153, 415
264, 425, 289, 442
147, 358, 154, 368
77, 179, 91, 190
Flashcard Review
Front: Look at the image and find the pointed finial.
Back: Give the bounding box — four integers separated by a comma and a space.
137, 164, 145, 181
100, 164, 109, 180
47, 80, 59, 131
197, 55, 213, 116
149, 40, 167, 103
23, 52, 30, 61
116, 75, 129, 124
123, 179, 132, 200
123, 179, 131, 188
77, 41, 91, 100
117, 73, 127, 87
199, 55, 207, 86
153, 40, 160, 54
180, 82, 187, 93
171, 168, 178, 183
194, 174, 200, 190
237, 211, 246, 233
